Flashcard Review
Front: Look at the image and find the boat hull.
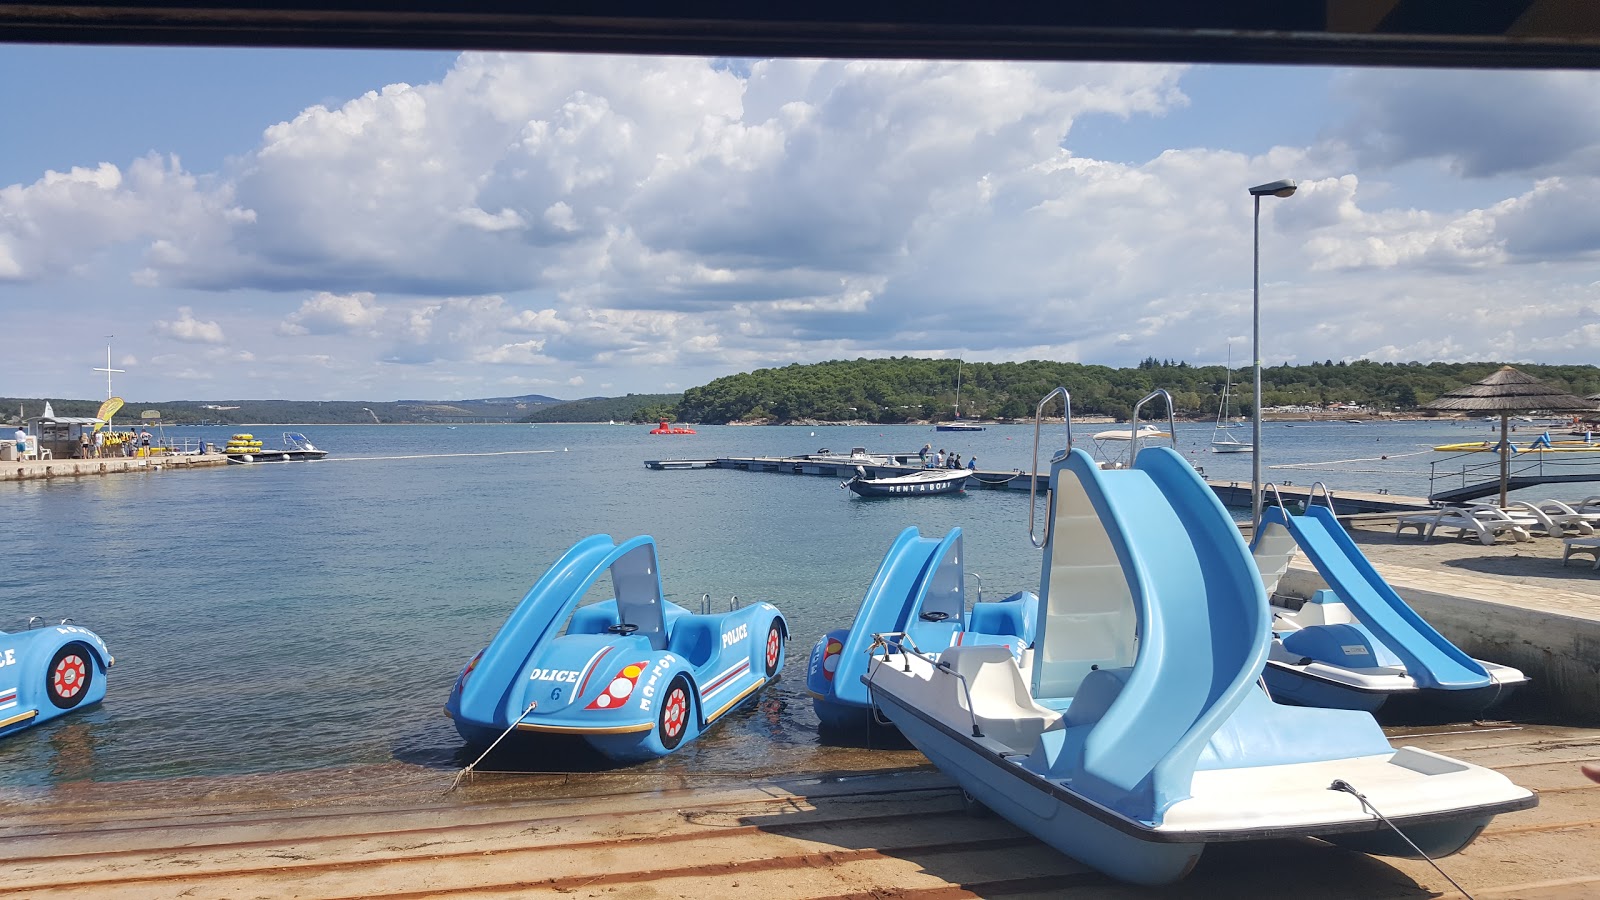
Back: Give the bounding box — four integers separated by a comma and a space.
872, 686, 1205, 886
226, 450, 328, 464
847, 472, 969, 497
1263, 661, 1525, 717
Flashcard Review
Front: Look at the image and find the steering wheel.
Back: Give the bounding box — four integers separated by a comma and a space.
606, 623, 640, 635
919, 611, 950, 622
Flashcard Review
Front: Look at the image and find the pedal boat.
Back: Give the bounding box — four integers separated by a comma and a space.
864, 391, 1535, 885
446, 534, 787, 763
807, 526, 1036, 731
1, 620, 114, 739
1251, 497, 1528, 715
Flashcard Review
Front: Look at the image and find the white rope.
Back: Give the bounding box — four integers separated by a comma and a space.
328, 449, 559, 463
445, 700, 538, 794
1268, 448, 1434, 469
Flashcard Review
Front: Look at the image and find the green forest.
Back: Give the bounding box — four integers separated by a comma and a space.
672, 357, 1600, 424
523, 393, 684, 423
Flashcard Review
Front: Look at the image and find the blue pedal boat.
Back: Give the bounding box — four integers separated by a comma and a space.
807, 525, 1036, 731
1, 620, 114, 739
865, 390, 1536, 885
446, 534, 788, 763
1251, 498, 1528, 715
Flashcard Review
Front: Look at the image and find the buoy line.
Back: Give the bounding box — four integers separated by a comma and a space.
326, 449, 561, 462
1267, 447, 1434, 469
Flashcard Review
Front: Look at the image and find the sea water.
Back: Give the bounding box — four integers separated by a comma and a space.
0, 418, 1567, 789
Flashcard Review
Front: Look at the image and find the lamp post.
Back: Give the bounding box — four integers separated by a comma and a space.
1248, 179, 1297, 529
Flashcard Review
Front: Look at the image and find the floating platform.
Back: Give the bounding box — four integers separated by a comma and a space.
2, 453, 229, 483
644, 455, 1431, 514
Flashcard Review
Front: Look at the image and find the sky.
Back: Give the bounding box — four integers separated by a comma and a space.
3, 47, 1599, 403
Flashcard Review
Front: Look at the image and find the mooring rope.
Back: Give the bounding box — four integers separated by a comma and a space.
1268, 448, 1435, 470
445, 700, 539, 794
1329, 779, 1475, 900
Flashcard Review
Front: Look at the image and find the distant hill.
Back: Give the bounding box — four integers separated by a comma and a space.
524, 393, 683, 423
3, 394, 569, 425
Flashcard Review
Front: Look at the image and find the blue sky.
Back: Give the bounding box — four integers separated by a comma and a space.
2, 48, 1598, 403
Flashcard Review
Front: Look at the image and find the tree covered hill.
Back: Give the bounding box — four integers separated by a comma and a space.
672, 357, 1600, 424
3, 394, 565, 425
524, 393, 683, 423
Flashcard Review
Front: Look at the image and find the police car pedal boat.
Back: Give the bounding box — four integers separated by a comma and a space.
446, 534, 788, 763
808, 525, 1035, 732
1, 619, 114, 739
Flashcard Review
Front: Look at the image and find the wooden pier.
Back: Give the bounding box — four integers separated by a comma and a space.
645, 455, 1432, 514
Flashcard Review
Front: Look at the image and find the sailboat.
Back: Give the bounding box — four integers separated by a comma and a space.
1210, 349, 1253, 454
937, 359, 986, 432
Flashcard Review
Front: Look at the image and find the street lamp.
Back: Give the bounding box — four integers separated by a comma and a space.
1249, 178, 1297, 529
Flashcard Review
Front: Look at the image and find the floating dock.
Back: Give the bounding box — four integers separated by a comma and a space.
1, 453, 229, 483
645, 455, 1431, 514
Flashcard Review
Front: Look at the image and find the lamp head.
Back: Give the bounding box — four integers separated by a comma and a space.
1249, 179, 1297, 198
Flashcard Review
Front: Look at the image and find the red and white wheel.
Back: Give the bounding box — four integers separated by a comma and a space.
658, 678, 692, 750
763, 620, 784, 678
46, 644, 94, 709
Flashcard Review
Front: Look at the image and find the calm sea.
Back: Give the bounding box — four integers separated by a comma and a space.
0, 417, 1574, 790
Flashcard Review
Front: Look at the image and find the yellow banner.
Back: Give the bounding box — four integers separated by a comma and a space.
94, 397, 125, 431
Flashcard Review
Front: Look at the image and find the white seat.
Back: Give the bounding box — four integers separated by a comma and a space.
1396, 508, 1530, 545
1509, 500, 1598, 536
1562, 536, 1600, 570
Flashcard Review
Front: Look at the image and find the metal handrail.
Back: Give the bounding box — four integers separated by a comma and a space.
866, 631, 984, 738
1308, 481, 1337, 513
965, 571, 984, 605
1029, 387, 1072, 549
1262, 482, 1289, 513
699, 592, 712, 615
1129, 389, 1178, 467
26, 616, 44, 630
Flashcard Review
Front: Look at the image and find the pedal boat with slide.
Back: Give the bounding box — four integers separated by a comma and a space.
807, 525, 1036, 732
446, 534, 788, 763
1250, 485, 1528, 716
1, 618, 114, 740
864, 388, 1536, 885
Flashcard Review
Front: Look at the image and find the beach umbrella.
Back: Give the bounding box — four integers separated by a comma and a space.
1422, 366, 1598, 507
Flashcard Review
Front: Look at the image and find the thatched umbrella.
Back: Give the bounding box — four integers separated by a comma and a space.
1423, 366, 1598, 507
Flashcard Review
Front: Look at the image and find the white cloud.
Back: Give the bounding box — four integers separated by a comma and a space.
279, 291, 386, 336
154, 306, 227, 344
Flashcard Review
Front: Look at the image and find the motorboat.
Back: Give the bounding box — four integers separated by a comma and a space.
1251, 491, 1528, 715
225, 432, 328, 464
1, 619, 114, 740
649, 419, 696, 434
808, 446, 898, 467
808, 526, 1036, 731
1089, 423, 1172, 469
864, 388, 1535, 885
446, 534, 787, 763
844, 468, 970, 497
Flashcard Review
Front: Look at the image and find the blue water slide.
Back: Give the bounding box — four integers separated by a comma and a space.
826, 527, 952, 707
1047, 447, 1269, 821
1261, 505, 1490, 691
456, 534, 658, 727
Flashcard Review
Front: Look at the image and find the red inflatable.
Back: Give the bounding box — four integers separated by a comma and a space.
650, 419, 696, 434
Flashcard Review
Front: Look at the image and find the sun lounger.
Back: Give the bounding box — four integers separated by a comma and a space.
1562, 536, 1600, 570
1395, 508, 1531, 545
1512, 499, 1600, 536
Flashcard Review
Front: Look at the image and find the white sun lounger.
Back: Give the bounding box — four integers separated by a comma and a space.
1395, 507, 1532, 545
1511, 499, 1600, 536
1562, 536, 1600, 570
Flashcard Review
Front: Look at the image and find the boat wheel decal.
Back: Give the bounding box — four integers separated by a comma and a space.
53, 654, 87, 699
662, 687, 688, 738
821, 638, 843, 682
766, 629, 781, 670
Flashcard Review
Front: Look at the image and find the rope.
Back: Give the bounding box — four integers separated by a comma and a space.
445, 700, 538, 794
330, 449, 560, 463
1269, 448, 1435, 469
1328, 779, 1475, 900
970, 470, 1026, 485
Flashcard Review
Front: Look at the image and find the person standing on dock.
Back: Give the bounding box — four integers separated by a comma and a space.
92, 429, 105, 459
79, 431, 90, 459
919, 443, 931, 465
